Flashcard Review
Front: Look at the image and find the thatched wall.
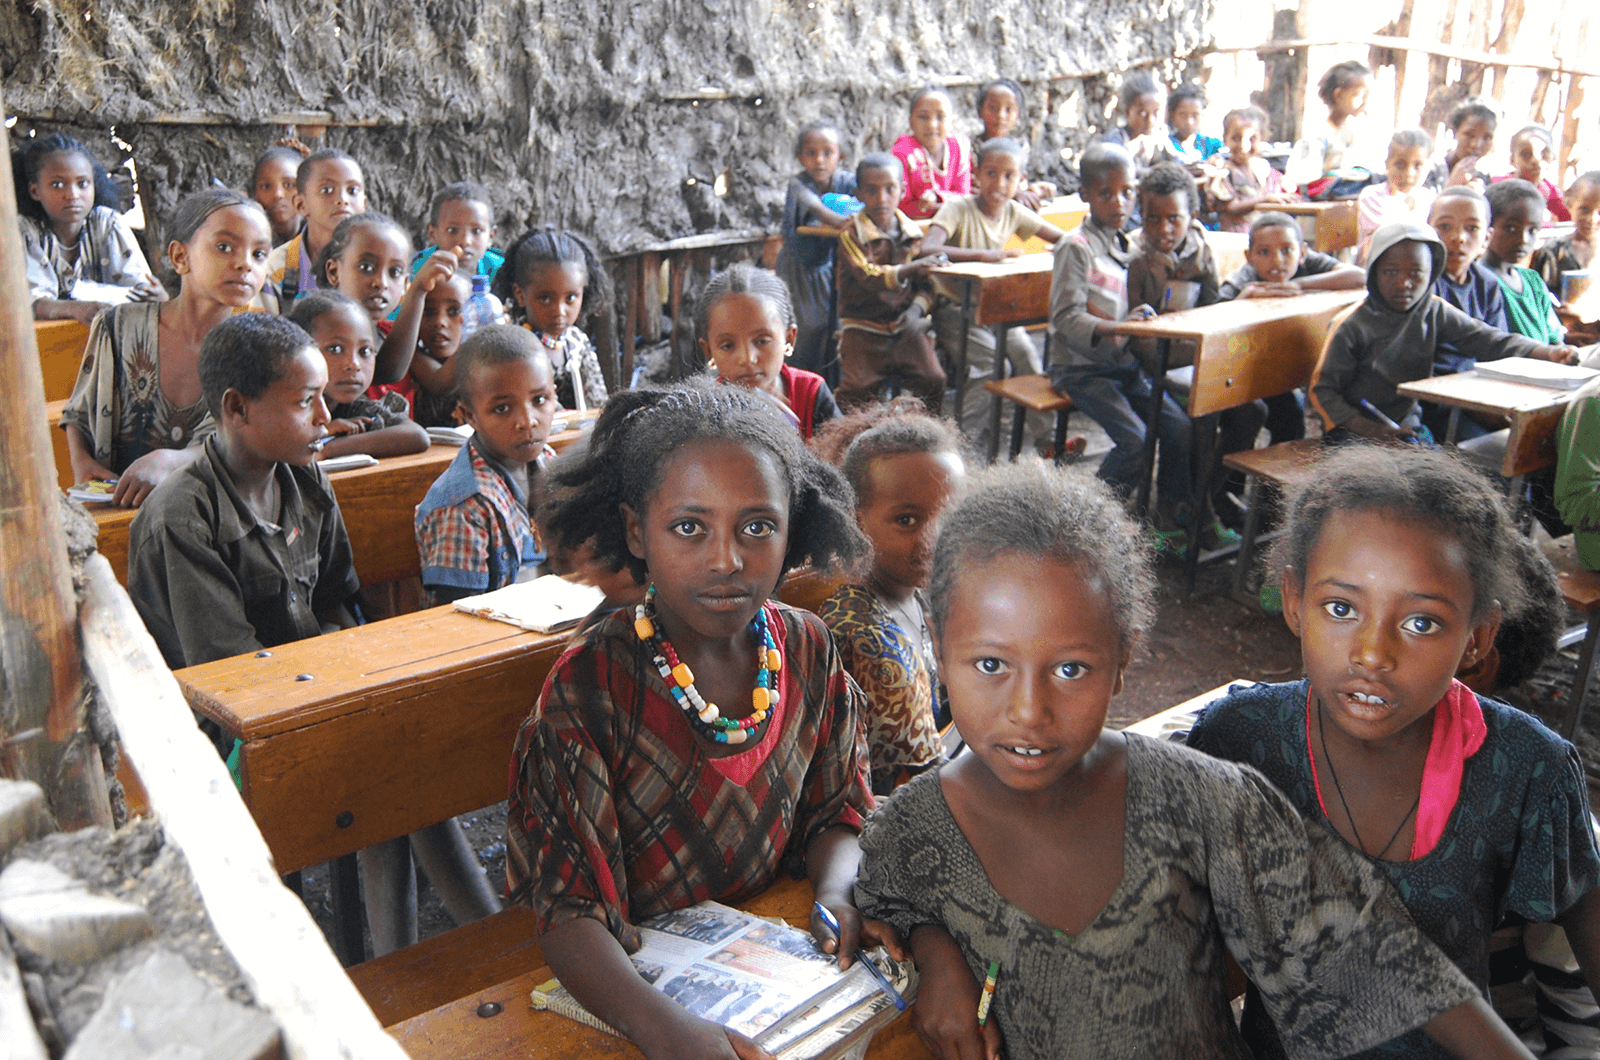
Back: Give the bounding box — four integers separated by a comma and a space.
3, 0, 1211, 256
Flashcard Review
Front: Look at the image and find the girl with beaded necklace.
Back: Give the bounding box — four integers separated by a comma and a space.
507, 381, 899, 1060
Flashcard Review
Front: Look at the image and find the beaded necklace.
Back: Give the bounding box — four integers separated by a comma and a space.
633, 586, 781, 745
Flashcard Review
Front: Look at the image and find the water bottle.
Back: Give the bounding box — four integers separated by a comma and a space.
461, 273, 506, 338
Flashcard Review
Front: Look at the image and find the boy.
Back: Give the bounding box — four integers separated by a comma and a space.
412, 182, 504, 284
1310, 220, 1578, 442
1357, 130, 1436, 262
1217, 212, 1364, 300
1533, 170, 1599, 299
1429, 188, 1508, 370
923, 138, 1067, 446
1483, 179, 1565, 344
251, 148, 366, 311
127, 312, 359, 671
833, 153, 948, 411
415, 324, 557, 604
1493, 125, 1569, 222
408, 270, 474, 427
1425, 99, 1496, 192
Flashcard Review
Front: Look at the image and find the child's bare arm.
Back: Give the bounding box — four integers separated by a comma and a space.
793, 182, 850, 228
1293, 264, 1366, 291
1421, 997, 1535, 1059
34, 298, 112, 327
409, 349, 459, 395
1032, 221, 1066, 246
317, 417, 429, 460
907, 925, 1002, 1060
927, 224, 1020, 264
375, 250, 458, 384
64, 423, 119, 487
806, 825, 907, 970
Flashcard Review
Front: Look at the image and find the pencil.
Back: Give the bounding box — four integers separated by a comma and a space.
976, 960, 999, 1027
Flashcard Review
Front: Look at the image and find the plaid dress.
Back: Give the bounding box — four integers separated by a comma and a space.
507, 601, 874, 948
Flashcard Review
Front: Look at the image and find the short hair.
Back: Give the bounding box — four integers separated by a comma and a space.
909, 85, 952, 113
285, 289, 368, 334
1138, 161, 1201, 215
428, 181, 492, 226
1078, 142, 1135, 192
794, 121, 843, 158
1509, 124, 1554, 150
453, 324, 550, 405
296, 148, 360, 193
1222, 107, 1268, 138
1489, 530, 1564, 689
1317, 61, 1371, 107
198, 313, 316, 418
694, 262, 795, 342
1485, 178, 1546, 221
1569, 170, 1600, 198
1430, 185, 1489, 216
492, 227, 613, 331
1166, 83, 1206, 117
167, 187, 268, 246
1447, 99, 1498, 133
1117, 71, 1161, 112
1248, 210, 1303, 247
811, 397, 966, 505
313, 212, 409, 286
544, 380, 866, 585
1269, 444, 1535, 624
976, 78, 1025, 117
251, 145, 307, 184
927, 461, 1156, 649
976, 137, 1027, 168
855, 152, 903, 186
11, 132, 121, 224
1388, 128, 1434, 155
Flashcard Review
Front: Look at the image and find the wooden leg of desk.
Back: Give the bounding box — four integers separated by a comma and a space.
950, 282, 974, 424
989, 325, 1009, 463
1184, 413, 1220, 594
1052, 408, 1070, 466
329, 853, 366, 966
1563, 614, 1600, 741
1445, 407, 1462, 445
1009, 405, 1027, 461
1234, 476, 1263, 595
1134, 339, 1171, 518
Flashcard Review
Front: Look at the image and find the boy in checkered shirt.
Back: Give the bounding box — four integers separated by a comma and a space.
415, 325, 557, 604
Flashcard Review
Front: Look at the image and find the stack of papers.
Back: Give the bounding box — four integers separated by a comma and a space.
1474, 357, 1599, 390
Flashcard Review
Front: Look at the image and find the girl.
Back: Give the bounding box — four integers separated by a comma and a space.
972, 80, 1055, 210
250, 144, 307, 246
1166, 84, 1221, 165
16, 133, 163, 324
1286, 60, 1375, 191
492, 227, 612, 411
698, 263, 838, 440
1213, 108, 1293, 233
61, 188, 271, 507
813, 400, 966, 794
1097, 71, 1171, 171
1533, 170, 1600, 296
1357, 130, 1437, 262
1428, 100, 1497, 192
285, 291, 429, 459
1188, 445, 1600, 1060
894, 87, 971, 220
313, 211, 458, 403
776, 121, 857, 380
408, 270, 474, 428
855, 460, 1540, 1060
509, 381, 896, 1060
1494, 125, 1570, 223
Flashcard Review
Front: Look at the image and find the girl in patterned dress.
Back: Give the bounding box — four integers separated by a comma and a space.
507, 382, 899, 1060
855, 460, 1538, 1060
1189, 445, 1600, 1059
893, 86, 971, 221
813, 399, 968, 793
494, 227, 612, 412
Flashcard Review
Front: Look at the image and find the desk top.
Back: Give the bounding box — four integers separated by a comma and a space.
928, 251, 1053, 283
1107, 289, 1364, 344
1395, 371, 1575, 417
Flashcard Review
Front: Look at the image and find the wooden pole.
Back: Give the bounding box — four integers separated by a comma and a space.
0, 83, 103, 828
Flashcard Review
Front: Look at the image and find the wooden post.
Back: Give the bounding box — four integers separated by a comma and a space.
1485, 0, 1526, 102
1260, 7, 1307, 145
1559, 74, 1586, 189
0, 85, 102, 828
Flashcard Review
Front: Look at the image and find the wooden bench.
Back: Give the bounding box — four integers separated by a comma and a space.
982, 374, 1077, 464
1221, 440, 1326, 594
1541, 536, 1600, 740
1276, 200, 1360, 255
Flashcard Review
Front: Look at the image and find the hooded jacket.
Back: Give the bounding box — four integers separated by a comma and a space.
1310, 221, 1548, 429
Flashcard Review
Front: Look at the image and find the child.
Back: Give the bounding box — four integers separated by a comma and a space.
834, 153, 948, 411
1309, 221, 1577, 442
1218, 211, 1365, 300
1533, 170, 1600, 296
699, 262, 839, 439
407, 270, 474, 428
508, 382, 891, 1060
1557, 373, 1600, 570
314, 211, 458, 401
1426, 99, 1497, 191
1165, 84, 1221, 165
1482, 179, 1565, 344
1050, 143, 1195, 526
255, 148, 366, 311
776, 121, 858, 378
250, 144, 307, 247
1285, 60, 1374, 190
813, 400, 966, 793
414, 325, 557, 604
1096, 71, 1171, 172
127, 312, 358, 671
1429, 188, 1508, 375
413, 181, 504, 285
16, 133, 163, 324
61, 189, 273, 507
492, 227, 612, 412
1358, 130, 1438, 261
1213, 108, 1294, 233
286, 291, 429, 459
853, 459, 1535, 1060
1188, 445, 1600, 1060
1493, 125, 1570, 223
972, 79, 1056, 210
893, 86, 971, 220
923, 138, 1066, 446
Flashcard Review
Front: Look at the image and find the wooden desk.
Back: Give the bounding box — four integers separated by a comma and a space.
1276, 200, 1360, 255
36, 319, 90, 401
1016, 195, 1087, 253
929, 253, 1054, 428
1396, 371, 1575, 477
83, 411, 598, 586
1206, 231, 1249, 279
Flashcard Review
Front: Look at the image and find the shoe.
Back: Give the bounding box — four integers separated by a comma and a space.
1199, 519, 1241, 551
1151, 526, 1189, 557
1258, 581, 1283, 614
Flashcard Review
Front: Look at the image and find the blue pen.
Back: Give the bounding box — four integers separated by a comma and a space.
1359, 399, 1421, 445
813, 901, 907, 1011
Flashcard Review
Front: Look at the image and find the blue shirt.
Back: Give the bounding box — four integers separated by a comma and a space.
1434, 261, 1510, 373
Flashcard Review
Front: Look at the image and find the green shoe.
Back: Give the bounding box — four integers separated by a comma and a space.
1200, 519, 1241, 551
1258, 581, 1283, 614
1151, 526, 1189, 557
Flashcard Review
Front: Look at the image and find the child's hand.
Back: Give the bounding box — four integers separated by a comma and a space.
902, 254, 948, 279
896, 304, 933, 336
908, 926, 1003, 1060
634, 1008, 774, 1060
126, 276, 166, 302
65, 300, 113, 327
75, 462, 120, 490
918, 189, 940, 214
1014, 187, 1044, 211
1535, 344, 1581, 364
1446, 156, 1482, 188
1239, 281, 1303, 299
414, 248, 459, 293
110, 449, 191, 508
1126, 302, 1157, 321
1347, 415, 1416, 444
810, 893, 909, 970
326, 416, 375, 437
984, 248, 1022, 263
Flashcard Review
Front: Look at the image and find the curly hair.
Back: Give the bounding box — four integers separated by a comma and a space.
1570, 170, 1600, 198
1486, 177, 1547, 221
1317, 61, 1371, 108
295, 148, 361, 194
285, 289, 368, 336
198, 313, 316, 418
1166, 83, 1206, 118
493, 226, 615, 337
928, 461, 1156, 648
812, 397, 965, 502
428, 181, 492, 226
1139, 161, 1201, 215
544, 380, 866, 586
1388, 128, 1434, 156
1268, 445, 1533, 624
250, 145, 307, 188
976, 78, 1026, 119
1117, 72, 1162, 113
1249, 210, 1303, 248
976, 137, 1027, 168
313, 212, 410, 286
1222, 106, 1269, 140
1078, 142, 1135, 195
1447, 99, 1498, 134
1490, 529, 1563, 690
794, 121, 843, 159
909, 85, 953, 114
12, 133, 123, 224
856, 152, 903, 186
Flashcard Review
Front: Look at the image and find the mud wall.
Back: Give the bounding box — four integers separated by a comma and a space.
2, 0, 1212, 256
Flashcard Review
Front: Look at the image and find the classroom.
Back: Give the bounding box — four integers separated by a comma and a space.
4, 0, 1600, 1056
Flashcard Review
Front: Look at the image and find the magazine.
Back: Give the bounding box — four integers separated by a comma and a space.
530, 901, 916, 1060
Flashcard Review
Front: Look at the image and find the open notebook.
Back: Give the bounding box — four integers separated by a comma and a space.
453, 575, 606, 634
1474, 357, 1599, 391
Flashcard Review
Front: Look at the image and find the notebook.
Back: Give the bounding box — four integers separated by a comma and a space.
1474, 357, 1598, 391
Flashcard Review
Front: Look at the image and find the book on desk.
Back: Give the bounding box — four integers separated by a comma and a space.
1473, 357, 1599, 391
453, 575, 606, 634
530, 900, 916, 1060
